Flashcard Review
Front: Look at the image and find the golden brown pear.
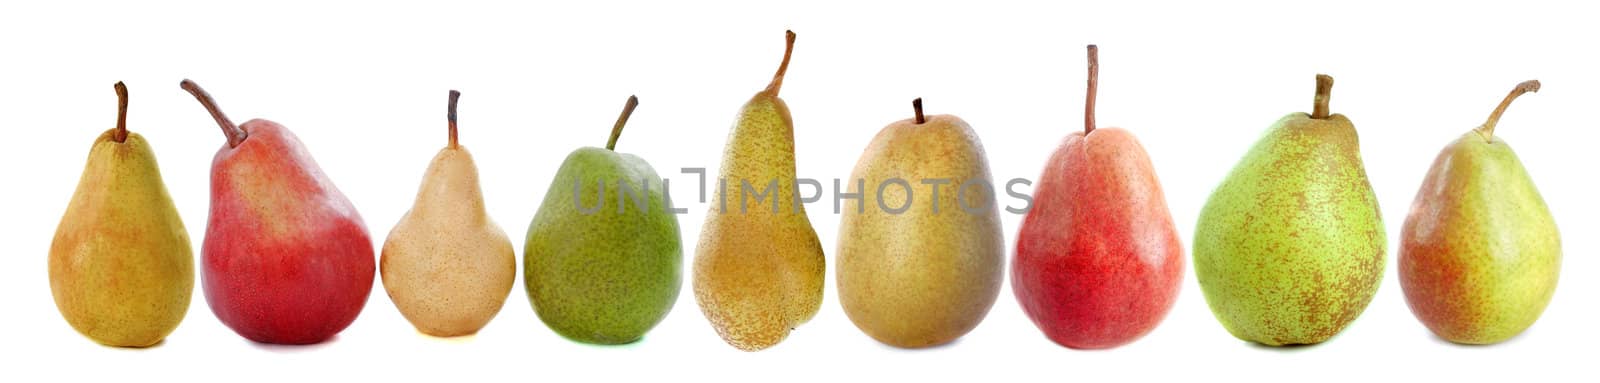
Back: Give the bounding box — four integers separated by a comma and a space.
693, 30, 826, 351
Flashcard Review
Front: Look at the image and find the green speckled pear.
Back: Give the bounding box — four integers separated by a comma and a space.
1194, 74, 1385, 346
525, 96, 682, 344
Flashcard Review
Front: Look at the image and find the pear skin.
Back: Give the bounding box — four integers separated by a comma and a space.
50, 82, 194, 347
1193, 75, 1385, 346
381, 91, 516, 337
693, 30, 826, 351
1400, 80, 1560, 345
836, 99, 1004, 348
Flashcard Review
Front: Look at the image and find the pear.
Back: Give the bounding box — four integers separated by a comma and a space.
526, 96, 682, 344
837, 99, 1005, 348
49, 82, 194, 347
182, 79, 375, 345
693, 30, 826, 351
381, 90, 516, 337
1012, 46, 1184, 350
1400, 80, 1560, 345
1193, 74, 1385, 346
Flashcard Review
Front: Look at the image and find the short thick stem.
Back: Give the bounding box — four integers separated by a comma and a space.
1476, 80, 1541, 140
763, 30, 798, 95
180, 79, 246, 148
113, 82, 129, 143
1085, 45, 1099, 134
607, 95, 639, 151
912, 98, 926, 124
1311, 74, 1334, 119
448, 90, 461, 149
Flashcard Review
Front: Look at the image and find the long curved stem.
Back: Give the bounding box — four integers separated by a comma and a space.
113, 82, 129, 143
180, 79, 246, 148
448, 90, 461, 149
1311, 74, 1333, 119
607, 95, 639, 150
763, 30, 798, 95
1476, 80, 1541, 140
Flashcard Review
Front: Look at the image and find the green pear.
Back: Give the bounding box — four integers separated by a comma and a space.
1194, 74, 1385, 346
1400, 80, 1560, 344
526, 96, 682, 344
693, 30, 826, 351
49, 82, 194, 347
381, 90, 517, 337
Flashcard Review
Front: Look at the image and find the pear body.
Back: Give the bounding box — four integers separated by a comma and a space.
1013, 127, 1183, 349
50, 129, 194, 347
837, 114, 1004, 348
382, 147, 515, 337
1400, 132, 1559, 344
526, 147, 681, 344
1193, 112, 1385, 346
202, 119, 375, 345
694, 92, 825, 351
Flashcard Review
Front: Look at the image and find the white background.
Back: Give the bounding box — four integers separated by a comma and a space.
1, 1, 1593, 381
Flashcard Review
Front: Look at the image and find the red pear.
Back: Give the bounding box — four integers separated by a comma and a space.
181, 80, 375, 345
1012, 45, 1184, 349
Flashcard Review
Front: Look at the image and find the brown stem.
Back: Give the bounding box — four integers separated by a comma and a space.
1311, 74, 1334, 119
448, 90, 461, 149
762, 30, 798, 95
912, 98, 926, 124
113, 82, 129, 143
180, 79, 246, 148
607, 95, 639, 151
1476, 80, 1541, 140
1085, 45, 1099, 135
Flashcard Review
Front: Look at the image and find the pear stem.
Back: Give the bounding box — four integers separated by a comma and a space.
1476, 80, 1541, 140
180, 79, 246, 148
606, 95, 639, 151
1311, 74, 1333, 119
448, 90, 461, 149
113, 82, 129, 143
912, 98, 926, 124
762, 30, 797, 95
1085, 45, 1099, 135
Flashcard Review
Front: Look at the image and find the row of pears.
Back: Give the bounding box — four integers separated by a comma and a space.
49, 32, 1560, 350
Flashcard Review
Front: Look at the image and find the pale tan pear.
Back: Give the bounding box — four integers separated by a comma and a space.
381, 91, 516, 337
694, 31, 826, 351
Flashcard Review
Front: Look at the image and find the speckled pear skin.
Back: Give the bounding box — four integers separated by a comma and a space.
381, 147, 516, 337
1400, 86, 1560, 345
694, 31, 825, 351
526, 147, 682, 344
837, 113, 1005, 349
1194, 81, 1385, 346
50, 128, 194, 348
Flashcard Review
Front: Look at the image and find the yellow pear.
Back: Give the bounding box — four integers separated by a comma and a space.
50, 82, 194, 347
380, 90, 516, 337
693, 30, 826, 351
837, 99, 1005, 348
